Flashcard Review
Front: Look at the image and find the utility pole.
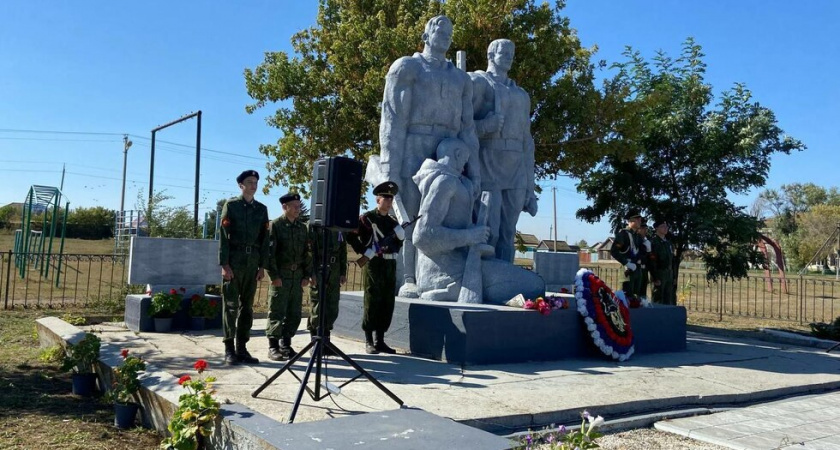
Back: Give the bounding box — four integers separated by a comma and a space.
553, 184, 558, 252
120, 135, 132, 215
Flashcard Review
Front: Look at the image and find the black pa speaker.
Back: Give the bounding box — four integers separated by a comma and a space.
310, 156, 363, 231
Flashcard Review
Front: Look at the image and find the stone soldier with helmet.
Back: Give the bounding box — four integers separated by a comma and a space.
649, 219, 676, 305
266, 192, 312, 361
345, 181, 405, 354
610, 210, 645, 299
219, 169, 270, 366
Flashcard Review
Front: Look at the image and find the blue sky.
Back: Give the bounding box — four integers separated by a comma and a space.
1, 1, 837, 245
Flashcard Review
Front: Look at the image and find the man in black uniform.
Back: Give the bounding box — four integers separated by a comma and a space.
346, 181, 405, 354
610, 210, 644, 299
219, 170, 269, 366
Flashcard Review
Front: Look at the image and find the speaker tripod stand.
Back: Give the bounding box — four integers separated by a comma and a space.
251, 225, 404, 423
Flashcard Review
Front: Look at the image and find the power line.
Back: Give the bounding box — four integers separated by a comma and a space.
0, 128, 125, 136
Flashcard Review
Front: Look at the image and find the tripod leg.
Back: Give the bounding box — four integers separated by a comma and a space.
287, 343, 321, 423
827, 342, 840, 353
324, 340, 404, 406
251, 339, 317, 398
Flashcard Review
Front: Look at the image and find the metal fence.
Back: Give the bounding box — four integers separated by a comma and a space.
0, 250, 366, 311
584, 265, 840, 324
3, 250, 838, 325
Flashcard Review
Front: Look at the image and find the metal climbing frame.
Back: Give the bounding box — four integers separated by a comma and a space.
14, 185, 70, 286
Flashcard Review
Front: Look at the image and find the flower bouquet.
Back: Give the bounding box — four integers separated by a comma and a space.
189, 294, 220, 319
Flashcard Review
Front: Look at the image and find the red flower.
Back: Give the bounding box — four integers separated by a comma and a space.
191, 294, 201, 302
178, 375, 191, 385
560, 287, 569, 294
179, 287, 186, 293
209, 300, 218, 307
120, 349, 129, 358
193, 360, 208, 373
169, 288, 178, 295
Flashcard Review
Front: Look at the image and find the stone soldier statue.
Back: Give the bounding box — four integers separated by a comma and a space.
636, 221, 652, 300
345, 181, 405, 354
650, 220, 675, 305
374, 15, 479, 298
469, 38, 538, 262
412, 138, 544, 303
265, 192, 312, 361
307, 227, 347, 356
610, 210, 645, 299
219, 169, 269, 366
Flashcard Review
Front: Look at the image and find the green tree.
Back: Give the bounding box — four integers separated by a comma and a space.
67, 206, 115, 228
577, 239, 588, 249
0, 204, 17, 225
244, 0, 630, 195
796, 205, 840, 270
576, 39, 804, 282
136, 190, 198, 238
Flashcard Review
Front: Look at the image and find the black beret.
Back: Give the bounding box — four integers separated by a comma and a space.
653, 220, 668, 229
279, 192, 301, 205
625, 209, 642, 220
373, 181, 399, 197
236, 170, 259, 184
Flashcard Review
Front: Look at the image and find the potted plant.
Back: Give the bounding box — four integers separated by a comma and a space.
150, 288, 183, 332
188, 294, 219, 331
162, 359, 220, 450
105, 349, 146, 429
60, 332, 102, 396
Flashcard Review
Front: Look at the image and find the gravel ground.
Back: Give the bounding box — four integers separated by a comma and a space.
597, 428, 728, 450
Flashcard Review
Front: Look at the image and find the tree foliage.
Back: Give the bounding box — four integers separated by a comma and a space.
244, 0, 629, 195
576, 39, 804, 281
136, 190, 199, 239
67, 206, 115, 228
796, 204, 840, 270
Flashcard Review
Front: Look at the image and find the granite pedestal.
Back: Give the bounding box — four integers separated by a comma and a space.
124, 294, 222, 332
333, 292, 686, 365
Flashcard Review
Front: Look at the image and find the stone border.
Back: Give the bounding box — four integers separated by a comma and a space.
35, 316, 288, 449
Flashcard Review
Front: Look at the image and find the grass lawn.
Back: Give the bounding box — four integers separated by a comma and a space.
0, 308, 162, 449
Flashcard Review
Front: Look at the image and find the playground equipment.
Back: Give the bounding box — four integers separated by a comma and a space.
13, 185, 69, 286
757, 233, 789, 294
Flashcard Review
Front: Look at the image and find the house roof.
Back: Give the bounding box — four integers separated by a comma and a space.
537, 240, 580, 252
516, 232, 540, 246
595, 237, 614, 251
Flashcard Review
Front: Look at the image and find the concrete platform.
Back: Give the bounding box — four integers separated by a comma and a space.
332, 292, 686, 364
36, 314, 840, 449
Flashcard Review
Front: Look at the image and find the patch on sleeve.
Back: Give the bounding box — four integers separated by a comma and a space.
222, 217, 231, 228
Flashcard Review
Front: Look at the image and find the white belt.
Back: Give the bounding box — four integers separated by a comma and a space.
378, 254, 397, 260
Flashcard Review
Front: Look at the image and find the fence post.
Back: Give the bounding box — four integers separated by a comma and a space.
4, 250, 11, 309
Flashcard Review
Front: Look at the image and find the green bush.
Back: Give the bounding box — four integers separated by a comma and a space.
60, 333, 101, 374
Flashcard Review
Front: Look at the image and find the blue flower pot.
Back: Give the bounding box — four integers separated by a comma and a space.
114, 402, 139, 429
71, 373, 98, 396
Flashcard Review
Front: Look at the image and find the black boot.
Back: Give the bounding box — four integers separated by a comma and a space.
224, 341, 239, 366
267, 338, 285, 361
375, 331, 396, 354
236, 340, 259, 364
281, 337, 297, 359
364, 330, 378, 354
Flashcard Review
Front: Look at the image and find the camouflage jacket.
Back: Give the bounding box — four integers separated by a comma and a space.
218, 195, 269, 267
266, 215, 312, 281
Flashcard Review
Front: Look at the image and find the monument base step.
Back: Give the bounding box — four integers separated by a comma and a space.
124, 294, 222, 332
333, 292, 686, 365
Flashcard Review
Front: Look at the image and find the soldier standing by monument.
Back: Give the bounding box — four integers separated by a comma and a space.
345, 182, 405, 354
469, 38, 538, 262
375, 15, 479, 297
266, 192, 312, 361
307, 227, 347, 356
219, 170, 269, 366
636, 222, 652, 300
611, 210, 645, 299
650, 220, 675, 305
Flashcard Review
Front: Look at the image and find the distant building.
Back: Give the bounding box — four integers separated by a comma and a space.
536, 240, 580, 253
514, 232, 541, 260
594, 238, 616, 262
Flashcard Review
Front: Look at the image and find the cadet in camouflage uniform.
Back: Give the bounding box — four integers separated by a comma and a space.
307, 227, 347, 356
650, 220, 675, 305
346, 181, 404, 354
610, 210, 645, 299
266, 192, 312, 361
219, 170, 269, 366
